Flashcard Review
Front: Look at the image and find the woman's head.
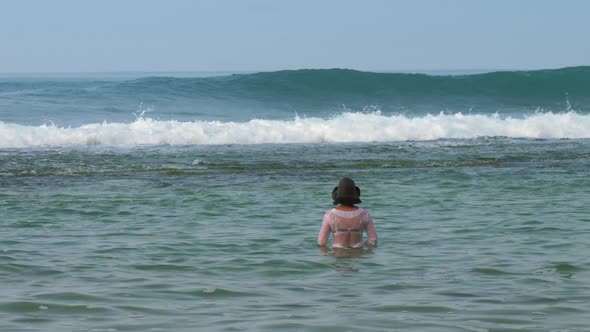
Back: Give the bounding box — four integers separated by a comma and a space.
332, 177, 362, 205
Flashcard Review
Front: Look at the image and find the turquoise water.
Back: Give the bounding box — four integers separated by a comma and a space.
1, 68, 590, 331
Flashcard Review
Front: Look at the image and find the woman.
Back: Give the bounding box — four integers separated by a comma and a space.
317, 177, 378, 248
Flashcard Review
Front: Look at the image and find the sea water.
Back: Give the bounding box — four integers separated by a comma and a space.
1, 68, 590, 331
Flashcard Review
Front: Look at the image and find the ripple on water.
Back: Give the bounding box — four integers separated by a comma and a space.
549, 262, 583, 272
132, 263, 196, 272
0, 254, 17, 262
115, 305, 185, 316
194, 287, 260, 298
34, 292, 109, 303
470, 267, 520, 276
0, 263, 64, 276
11, 316, 54, 324
534, 262, 584, 277
373, 304, 454, 313
0, 301, 112, 315
249, 259, 333, 276
376, 283, 429, 291
436, 291, 481, 298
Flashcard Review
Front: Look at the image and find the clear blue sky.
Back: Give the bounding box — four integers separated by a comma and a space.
1, 0, 589, 73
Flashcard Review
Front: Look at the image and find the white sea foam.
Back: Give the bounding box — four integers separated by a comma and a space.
1, 111, 589, 148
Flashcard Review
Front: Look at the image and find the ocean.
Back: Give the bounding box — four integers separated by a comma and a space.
1, 67, 589, 331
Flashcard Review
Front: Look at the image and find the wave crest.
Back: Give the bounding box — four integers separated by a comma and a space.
1, 111, 589, 148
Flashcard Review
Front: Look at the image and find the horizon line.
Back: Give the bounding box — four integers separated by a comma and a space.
0, 65, 587, 76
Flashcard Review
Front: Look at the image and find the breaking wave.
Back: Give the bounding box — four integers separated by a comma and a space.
1, 111, 589, 148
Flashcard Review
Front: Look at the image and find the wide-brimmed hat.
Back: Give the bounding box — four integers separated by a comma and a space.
332, 177, 362, 205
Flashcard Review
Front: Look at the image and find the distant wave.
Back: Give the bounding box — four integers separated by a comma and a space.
113, 67, 590, 103
1, 111, 589, 148
3, 67, 590, 102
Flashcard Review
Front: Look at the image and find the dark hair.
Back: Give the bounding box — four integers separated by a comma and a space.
332, 177, 362, 205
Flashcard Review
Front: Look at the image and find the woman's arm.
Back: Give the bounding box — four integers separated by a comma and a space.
317, 213, 332, 246
365, 214, 378, 246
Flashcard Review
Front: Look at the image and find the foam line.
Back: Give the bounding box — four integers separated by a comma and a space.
1, 111, 589, 148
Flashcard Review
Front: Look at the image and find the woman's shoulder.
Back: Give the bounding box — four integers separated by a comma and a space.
351, 207, 370, 214
360, 207, 372, 215
330, 207, 369, 217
